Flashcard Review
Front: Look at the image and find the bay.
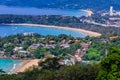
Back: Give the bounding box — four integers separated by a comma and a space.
0, 25, 86, 37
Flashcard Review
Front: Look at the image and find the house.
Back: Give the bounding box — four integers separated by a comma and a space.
39, 43, 45, 47
17, 50, 30, 58
23, 32, 34, 36
14, 47, 23, 52
66, 40, 72, 44
18, 50, 29, 54
74, 48, 87, 62
60, 44, 70, 48
29, 44, 40, 50
64, 59, 72, 65
0, 51, 5, 54
49, 40, 55, 43
61, 39, 66, 44
109, 36, 119, 40
80, 42, 91, 49
58, 59, 73, 66
45, 44, 56, 49
74, 49, 86, 62
0, 51, 6, 58
75, 39, 80, 43
58, 60, 65, 65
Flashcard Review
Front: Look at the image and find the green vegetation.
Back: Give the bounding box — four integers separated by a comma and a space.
0, 57, 100, 80
83, 41, 106, 61
96, 47, 120, 80
84, 48, 101, 60
1, 33, 120, 61
0, 47, 120, 80
0, 34, 79, 59
0, 33, 108, 61
0, 33, 120, 79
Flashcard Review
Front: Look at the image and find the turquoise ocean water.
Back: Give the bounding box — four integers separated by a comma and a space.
0, 25, 86, 37
0, 58, 21, 73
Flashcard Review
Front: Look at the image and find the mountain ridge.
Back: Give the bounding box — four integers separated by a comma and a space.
0, 0, 120, 10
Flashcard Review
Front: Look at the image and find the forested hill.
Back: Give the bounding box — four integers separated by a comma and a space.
0, 0, 120, 10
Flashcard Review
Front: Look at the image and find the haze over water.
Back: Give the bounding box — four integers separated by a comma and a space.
0, 5, 87, 16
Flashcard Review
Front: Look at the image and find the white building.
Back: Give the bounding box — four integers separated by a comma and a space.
110, 6, 113, 16
109, 6, 120, 16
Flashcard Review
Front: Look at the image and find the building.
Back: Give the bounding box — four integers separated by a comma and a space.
109, 6, 120, 16
45, 44, 56, 49
29, 44, 40, 50
60, 44, 70, 48
110, 6, 113, 16
49, 40, 55, 43
74, 49, 84, 62
102, 6, 120, 16
23, 32, 34, 36
14, 47, 23, 52
80, 42, 91, 49
58, 59, 74, 66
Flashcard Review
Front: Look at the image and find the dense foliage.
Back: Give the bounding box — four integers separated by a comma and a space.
0, 33, 120, 80
96, 47, 120, 80
0, 57, 100, 80
0, 0, 120, 10
0, 34, 109, 61
0, 34, 81, 58
0, 47, 120, 80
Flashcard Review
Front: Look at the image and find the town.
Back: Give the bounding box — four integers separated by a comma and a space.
0, 32, 119, 66
80, 6, 120, 27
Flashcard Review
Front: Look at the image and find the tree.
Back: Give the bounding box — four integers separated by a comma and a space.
96, 47, 120, 80
38, 57, 61, 70
0, 69, 5, 74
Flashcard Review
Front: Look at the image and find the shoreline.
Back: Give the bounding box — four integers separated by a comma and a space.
11, 59, 40, 74
2, 23, 101, 37
81, 9, 93, 17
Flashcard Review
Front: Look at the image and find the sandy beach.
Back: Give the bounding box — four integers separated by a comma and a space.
12, 59, 40, 74
4, 23, 101, 37
81, 9, 93, 17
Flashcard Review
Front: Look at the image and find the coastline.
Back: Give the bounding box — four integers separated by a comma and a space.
11, 59, 40, 74
3, 23, 101, 37
81, 9, 93, 17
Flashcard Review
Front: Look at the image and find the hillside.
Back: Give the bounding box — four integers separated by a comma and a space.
0, 0, 120, 10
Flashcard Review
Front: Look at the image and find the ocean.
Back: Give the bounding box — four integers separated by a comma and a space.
0, 25, 86, 37
0, 5, 87, 16
0, 58, 21, 73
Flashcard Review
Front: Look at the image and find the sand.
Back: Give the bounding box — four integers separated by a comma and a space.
12, 59, 40, 74
4, 23, 101, 37
81, 9, 93, 17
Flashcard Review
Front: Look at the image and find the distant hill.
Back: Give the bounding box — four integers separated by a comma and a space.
0, 0, 120, 10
